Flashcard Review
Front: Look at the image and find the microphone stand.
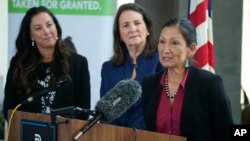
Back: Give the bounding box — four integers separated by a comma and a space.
72, 113, 102, 141
21, 83, 59, 105
50, 106, 75, 125
51, 106, 103, 141
21, 75, 72, 105
50, 106, 97, 125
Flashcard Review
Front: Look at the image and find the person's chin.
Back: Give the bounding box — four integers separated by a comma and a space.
128, 40, 143, 46
42, 43, 56, 49
45, 41, 56, 47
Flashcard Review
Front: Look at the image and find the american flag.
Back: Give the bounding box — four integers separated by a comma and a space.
188, 0, 215, 73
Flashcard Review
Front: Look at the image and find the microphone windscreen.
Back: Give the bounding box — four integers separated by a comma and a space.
95, 79, 141, 121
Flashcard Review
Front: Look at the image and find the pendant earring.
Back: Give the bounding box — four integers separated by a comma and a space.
185, 59, 189, 68
32, 41, 34, 47
147, 32, 150, 36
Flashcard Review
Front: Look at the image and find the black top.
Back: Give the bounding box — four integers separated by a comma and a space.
3, 53, 90, 120
142, 67, 233, 141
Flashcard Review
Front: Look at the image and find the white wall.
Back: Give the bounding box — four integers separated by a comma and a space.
0, 1, 8, 140
117, 0, 135, 8
0, 0, 8, 105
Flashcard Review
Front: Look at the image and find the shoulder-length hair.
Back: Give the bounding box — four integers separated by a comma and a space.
111, 3, 156, 66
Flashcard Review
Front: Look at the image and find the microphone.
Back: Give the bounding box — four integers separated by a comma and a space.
72, 79, 141, 141
21, 74, 72, 105
95, 79, 142, 121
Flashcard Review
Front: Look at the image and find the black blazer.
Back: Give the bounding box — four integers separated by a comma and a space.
142, 67, 233, 141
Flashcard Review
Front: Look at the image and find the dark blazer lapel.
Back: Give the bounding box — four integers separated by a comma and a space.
143, 71, 163, 131
180, 67, 198, 135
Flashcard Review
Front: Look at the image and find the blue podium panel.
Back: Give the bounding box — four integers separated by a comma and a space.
21, 120, 56, 141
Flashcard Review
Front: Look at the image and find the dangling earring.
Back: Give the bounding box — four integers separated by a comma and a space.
147, 32, 150, 36
185, 59, 189, 68
32, 41, 34, 47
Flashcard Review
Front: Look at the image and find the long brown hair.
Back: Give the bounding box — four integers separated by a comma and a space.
111, 3, 157, 66
12, 6, 72, 95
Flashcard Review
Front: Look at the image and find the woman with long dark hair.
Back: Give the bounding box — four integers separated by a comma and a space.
3, 6, 90, 120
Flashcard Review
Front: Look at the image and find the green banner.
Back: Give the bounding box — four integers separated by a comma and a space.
9, 0, 115, 15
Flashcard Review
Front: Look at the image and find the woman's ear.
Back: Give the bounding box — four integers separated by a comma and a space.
187, 43, 196, 57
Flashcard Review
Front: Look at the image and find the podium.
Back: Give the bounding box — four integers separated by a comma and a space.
8, 110, 186, 141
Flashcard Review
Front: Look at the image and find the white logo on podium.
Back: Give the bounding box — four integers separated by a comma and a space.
35, 134, 42, 141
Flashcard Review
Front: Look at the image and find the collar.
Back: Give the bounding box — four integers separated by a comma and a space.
160, 68, 189, 89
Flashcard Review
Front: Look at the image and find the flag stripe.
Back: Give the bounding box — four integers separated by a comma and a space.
189, 1, 207, 27
189, 0, 204, 14
196, 20, 208, 49
208, 17, 213, 44
189, 0, 215, 72
194, 43, 209, 68
208, 41, 215, 67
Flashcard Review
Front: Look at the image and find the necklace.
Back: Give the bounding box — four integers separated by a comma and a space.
165, 74, 177, 99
